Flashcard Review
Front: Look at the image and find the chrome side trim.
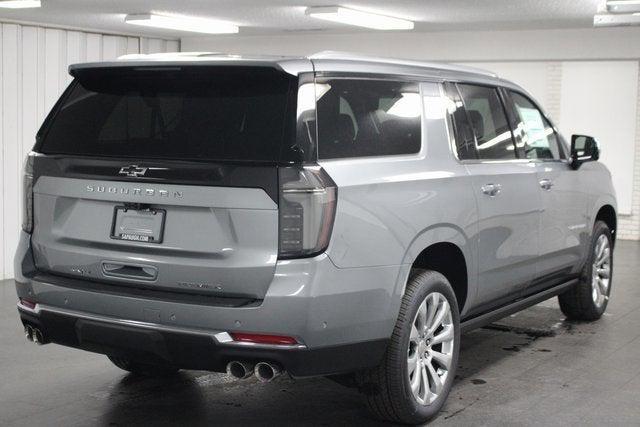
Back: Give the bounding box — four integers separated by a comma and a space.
16, 301, 307, 350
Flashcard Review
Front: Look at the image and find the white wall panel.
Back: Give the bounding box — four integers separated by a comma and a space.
102, 35, 129, 60
141, 37, 166, 54
126, 37, 139, 55
0, 21, 178, 278
0, 26, 5, 278
21, 26, 38, 159
44, 28, 63, 113
166, 40, 180, 53
182, 27, 640, 62
2, 24, 20, 281
560, 61, 639, 215
86, 33, 102, 62
65, 31, 86, 84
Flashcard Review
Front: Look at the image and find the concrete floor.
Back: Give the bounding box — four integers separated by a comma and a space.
1, 241, 639, 426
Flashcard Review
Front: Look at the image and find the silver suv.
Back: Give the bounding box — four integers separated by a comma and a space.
15, 52, 617, 424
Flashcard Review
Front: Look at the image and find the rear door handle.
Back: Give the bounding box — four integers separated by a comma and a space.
102, 262, 158, 281
481, 183, 502, 197
539, 179, 554, 191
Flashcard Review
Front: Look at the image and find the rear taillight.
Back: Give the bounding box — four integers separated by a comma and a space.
230, 332, 299, 346
21, 152, 35, 234
278, 166, 337, 259
19, 298, 36, 310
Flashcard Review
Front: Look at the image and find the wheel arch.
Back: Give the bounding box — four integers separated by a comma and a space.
401, 225, 474, 314
595, 204, 617, 246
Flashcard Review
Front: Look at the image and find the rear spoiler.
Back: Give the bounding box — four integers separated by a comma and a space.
69, 56, 313, 78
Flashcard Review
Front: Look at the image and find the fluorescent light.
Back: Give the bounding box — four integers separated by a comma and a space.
594, 13, 640, 26
125, 13, 238, 34
0, 0, 41, 8
305, 6, 414, 30
607, 1, 640, 14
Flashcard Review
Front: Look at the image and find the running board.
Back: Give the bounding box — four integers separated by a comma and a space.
460, 279, 578, 334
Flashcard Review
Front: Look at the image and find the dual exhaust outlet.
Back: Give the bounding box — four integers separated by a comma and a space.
24, 325, 45, 345
226, 361, 283, 382
25, 323, 280, 381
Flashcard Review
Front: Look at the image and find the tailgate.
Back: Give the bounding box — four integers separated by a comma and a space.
31, 176, 278, 299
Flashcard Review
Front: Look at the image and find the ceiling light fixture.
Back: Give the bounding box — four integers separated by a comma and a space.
305, 6, 414, 30
0, 0, 41, 8
125, 13, 239, 34
606, 0, 640, 14
594, 12, 640, 26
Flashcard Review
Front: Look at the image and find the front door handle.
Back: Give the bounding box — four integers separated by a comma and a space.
481, 183, 502, 197
539, 179, 554, 191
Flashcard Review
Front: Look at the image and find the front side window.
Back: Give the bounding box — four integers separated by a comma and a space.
510, 91, 563, 160
457, 84, 516, 160
316, 79, 421, 159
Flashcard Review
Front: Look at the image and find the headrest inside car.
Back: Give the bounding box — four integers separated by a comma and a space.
467, 110, 485, 140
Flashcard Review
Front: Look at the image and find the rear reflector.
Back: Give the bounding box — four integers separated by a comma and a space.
19, 298, 36, 309
230, 332, 298, 346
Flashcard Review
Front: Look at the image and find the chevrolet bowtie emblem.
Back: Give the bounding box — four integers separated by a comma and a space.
119, 165, 148, 177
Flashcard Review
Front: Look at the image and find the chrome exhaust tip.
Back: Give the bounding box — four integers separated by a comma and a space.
24, 325, 34, 342
226, 361, 255, 380
32, 328, 44, 345
254, 362, 282, 383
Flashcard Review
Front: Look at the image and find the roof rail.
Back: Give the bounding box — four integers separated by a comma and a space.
309, 50, 497, 78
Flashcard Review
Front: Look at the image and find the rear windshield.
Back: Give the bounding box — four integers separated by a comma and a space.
38, 67, 296, 162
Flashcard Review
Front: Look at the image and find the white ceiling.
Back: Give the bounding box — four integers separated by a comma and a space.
0, 0, 604, 39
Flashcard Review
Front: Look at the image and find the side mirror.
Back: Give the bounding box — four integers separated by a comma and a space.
570, 135, 600, 170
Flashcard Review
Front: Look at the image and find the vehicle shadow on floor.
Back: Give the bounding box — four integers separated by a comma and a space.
98, 305, 567, 426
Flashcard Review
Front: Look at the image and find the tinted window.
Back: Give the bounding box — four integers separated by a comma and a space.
316, 79, 421, 159
39, 67, 296, 162
457, 84, 516, 160
510, 92, 563, 160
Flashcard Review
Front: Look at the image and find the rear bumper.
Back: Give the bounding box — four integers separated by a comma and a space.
14, 231, 407, 377
17, 302, 388, 377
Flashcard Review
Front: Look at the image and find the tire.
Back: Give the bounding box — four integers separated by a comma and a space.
108, 355, 180, 377
358, 270, 460, 425
558, 220, 613, 321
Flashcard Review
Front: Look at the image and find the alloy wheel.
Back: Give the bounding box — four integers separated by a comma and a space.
591, 234, 611, 307
407, 292, 455, 405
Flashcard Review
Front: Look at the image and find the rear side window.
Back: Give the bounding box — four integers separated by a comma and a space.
38, 67, 297, 162
509, 91, 563, 160
316, 79, 421, 159
457, 84, 516, 160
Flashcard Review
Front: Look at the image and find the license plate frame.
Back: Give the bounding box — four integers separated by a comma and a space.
110, 206, 166, 244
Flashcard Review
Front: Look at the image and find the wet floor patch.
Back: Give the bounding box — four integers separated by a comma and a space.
483, 323, 556, 338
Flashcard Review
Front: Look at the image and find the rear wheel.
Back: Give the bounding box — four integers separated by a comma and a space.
358, 270, 460, 424
558, 220, 613, 321
108, 355, 179, 377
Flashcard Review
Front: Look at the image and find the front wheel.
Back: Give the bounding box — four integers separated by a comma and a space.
358, 270, 460, 424
558, 220, 613, 321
